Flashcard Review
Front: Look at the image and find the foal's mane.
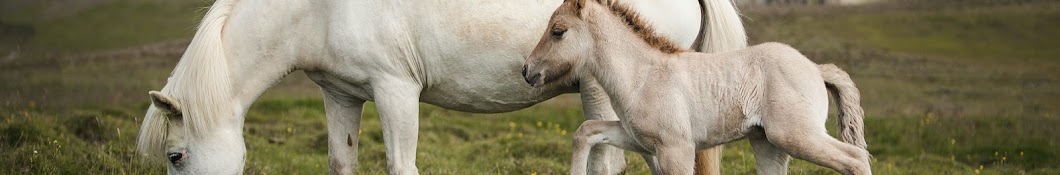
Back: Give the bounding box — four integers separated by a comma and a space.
594, 1, 684, 54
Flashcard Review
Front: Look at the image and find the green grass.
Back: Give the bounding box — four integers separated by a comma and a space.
743, 1, 1060, 118
32, 1, 203, 52
1, 0, 204, 52
743, 1, 1060, 63
1, 0, 1059, 174
4, 99, 1058, 174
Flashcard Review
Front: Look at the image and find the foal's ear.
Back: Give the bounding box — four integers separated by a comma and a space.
149, 91, 182, 116
571, 0, 587, 12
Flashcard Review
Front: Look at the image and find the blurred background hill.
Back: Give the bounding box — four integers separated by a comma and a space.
1, 0, 1057, 174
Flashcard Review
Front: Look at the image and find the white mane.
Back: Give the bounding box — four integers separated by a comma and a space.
137, 0, 239, 157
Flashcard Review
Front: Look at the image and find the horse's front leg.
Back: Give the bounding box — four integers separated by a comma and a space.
641, 154, 663, 175
578, 78, 628, 175
372, 81, 423, 175
323, 90, 366, 175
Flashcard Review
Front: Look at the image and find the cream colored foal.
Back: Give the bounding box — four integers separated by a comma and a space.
522, 1, 871, 175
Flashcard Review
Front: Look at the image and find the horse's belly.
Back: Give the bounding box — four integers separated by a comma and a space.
417, 53, 575, 113
319, 0, 704, 113
419, 78, 572, 113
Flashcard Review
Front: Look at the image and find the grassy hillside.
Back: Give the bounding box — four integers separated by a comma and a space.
1, 0, 1057, 174
0, 0, 205, 52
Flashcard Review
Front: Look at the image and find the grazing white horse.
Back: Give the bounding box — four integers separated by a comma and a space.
522, 1, 871, 175
136, 0, 746, 174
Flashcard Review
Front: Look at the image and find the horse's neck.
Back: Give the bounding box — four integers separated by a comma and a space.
218, 0, 322, 110
227, 58, 295, 108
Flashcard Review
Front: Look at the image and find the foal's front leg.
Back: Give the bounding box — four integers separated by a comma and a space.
656, 143, 697, 175
571, 120, 644, 175
579, 79, 628, 175
323, 91, 366, 175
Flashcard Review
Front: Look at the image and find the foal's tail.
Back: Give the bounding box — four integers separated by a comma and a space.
818, 64, 868, 149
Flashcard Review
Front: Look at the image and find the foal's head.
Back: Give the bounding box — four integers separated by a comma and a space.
522, 0, 596, 87
522, 0, 682, 87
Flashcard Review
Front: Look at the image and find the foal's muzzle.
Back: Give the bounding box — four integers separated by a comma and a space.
521, 65, 543, 87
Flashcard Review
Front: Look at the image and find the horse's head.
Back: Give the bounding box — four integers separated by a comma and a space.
141, 91, 245, 174
523, 0, 595, 87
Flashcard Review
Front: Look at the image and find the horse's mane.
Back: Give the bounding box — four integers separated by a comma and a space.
596, 1, 684, 54
137, 0, 239, 159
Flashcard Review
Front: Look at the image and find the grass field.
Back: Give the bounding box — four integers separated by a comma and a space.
1, 0, 1058, 174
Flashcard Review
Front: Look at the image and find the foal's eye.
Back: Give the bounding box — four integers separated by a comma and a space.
551, 27, 567, 38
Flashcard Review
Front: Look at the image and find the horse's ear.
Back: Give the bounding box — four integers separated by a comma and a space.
149, 91, 182, 117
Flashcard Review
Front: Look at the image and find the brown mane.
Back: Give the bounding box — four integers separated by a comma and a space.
598, 1, 684, 54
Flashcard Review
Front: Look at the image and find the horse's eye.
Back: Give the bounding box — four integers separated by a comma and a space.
551, 27, 567, 38
168, 152, 186, 165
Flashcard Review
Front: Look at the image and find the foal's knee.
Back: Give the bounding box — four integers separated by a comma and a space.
572, 120, 615, 149
573, 122, 602, 143
845, 149, 873, 175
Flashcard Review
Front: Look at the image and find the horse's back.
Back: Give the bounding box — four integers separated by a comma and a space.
295, 1, 710, 113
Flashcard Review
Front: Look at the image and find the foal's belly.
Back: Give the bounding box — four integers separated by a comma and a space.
691, 105, 754, 149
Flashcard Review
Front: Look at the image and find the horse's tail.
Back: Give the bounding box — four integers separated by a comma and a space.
137, 0, 239, 158
818, 64, 868, 149
693, 0, 747, 53
692, 1, 746, 175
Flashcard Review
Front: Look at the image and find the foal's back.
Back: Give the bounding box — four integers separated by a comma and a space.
667, 42, 831, 143
671, 42, 823, 99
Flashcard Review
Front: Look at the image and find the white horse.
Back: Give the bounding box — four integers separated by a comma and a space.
522, 1, 871, 174
136, 0, 746, 174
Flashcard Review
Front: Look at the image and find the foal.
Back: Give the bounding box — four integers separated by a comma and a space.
522, 1, 871, 175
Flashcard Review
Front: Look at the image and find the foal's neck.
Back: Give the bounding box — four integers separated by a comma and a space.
583, 4, 678, 108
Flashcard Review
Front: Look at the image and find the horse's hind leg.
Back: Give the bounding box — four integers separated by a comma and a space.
748, 127, 790, 175
641, 154, 663, 175
323, 91, 366, 175
763, 116, 871, 175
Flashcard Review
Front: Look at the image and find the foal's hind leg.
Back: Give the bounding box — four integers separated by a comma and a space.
748, 127, 790, 175
763, 120, 871, 175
